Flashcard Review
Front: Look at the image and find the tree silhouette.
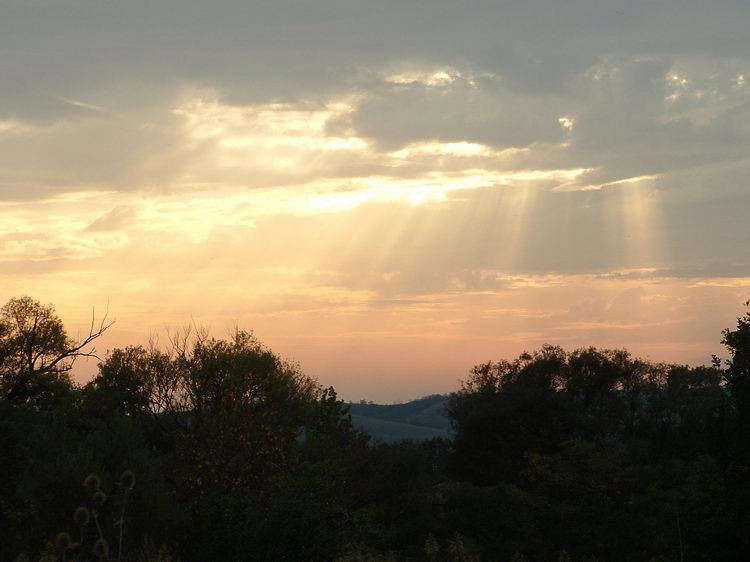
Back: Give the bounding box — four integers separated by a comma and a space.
0, 296, 112, 406
722, 300, 750, 461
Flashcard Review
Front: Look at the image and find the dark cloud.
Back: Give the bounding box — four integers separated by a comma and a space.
2, 0, 749, 118
347, 76, 568, 149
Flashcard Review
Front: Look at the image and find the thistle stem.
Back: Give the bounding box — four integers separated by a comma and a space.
93, 511, 104, 542
117, 494, 128, 562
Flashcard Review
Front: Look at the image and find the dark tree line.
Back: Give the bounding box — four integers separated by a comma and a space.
2, 295, 750, 561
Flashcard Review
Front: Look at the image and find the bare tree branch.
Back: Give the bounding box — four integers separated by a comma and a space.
40, 304, 115, 374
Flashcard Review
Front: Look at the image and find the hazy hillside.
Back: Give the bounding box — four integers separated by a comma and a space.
348, 394, 453, 443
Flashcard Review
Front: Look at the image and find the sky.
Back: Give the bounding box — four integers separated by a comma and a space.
2, 0, 750, 401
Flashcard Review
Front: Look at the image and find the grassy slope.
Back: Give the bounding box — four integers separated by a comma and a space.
348, 395, 453, 443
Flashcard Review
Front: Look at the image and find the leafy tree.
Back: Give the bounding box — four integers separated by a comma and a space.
0, 296, 111, 407
447, 345, 572, 484
172, 330, 319, 502
721, 300, 750, 458
718, 299, 750, 553
84, 327, 363, 559
82, 345, 179, 437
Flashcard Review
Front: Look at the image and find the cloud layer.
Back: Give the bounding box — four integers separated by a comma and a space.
1, 0, 749, 399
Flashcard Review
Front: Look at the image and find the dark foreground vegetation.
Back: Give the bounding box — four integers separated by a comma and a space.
3, 295, 750, 561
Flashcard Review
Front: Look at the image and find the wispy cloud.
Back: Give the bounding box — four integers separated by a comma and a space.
1, 0, 749, 398
60, 97, 108, 113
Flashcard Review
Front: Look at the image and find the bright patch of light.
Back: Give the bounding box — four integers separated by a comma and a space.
665, 73, 691, 102
175, 98, 364, 150
669, 74, 689, 86
173, 97, 370, 179
385, 70, 459, 87
296, 168, 591, 213
0, 119, 32, 134
389, 142, 495, 159
558, 116, 574, 131
604, 175, 658, 188
568, 174, 658, 192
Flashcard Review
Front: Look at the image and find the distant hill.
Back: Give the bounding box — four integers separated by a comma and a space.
348, 394, 453, 443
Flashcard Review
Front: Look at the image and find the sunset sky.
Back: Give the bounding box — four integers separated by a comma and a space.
2, 0, 750, 400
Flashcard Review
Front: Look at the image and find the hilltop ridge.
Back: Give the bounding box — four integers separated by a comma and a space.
348, 394, 452, 443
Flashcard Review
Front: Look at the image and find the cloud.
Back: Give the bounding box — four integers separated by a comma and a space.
0, 107, 191, 200
2, 0, 750, 398
84, 205, 140, 232
1, 0, 748, 205
346, 72, 568, 149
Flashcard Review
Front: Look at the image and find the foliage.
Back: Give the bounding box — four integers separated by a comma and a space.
0, 296, 111, 408
4, 295, 750, 560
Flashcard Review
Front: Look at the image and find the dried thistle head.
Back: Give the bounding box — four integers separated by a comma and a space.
69, 541, 82, 555
55, 531, 72, 551
74, 506, 90, 527
83, 473, 101, 494
119, 469, 136, 491
424, 533, 440, 556
93, 538, 109, 559
93, 490, 107, 509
